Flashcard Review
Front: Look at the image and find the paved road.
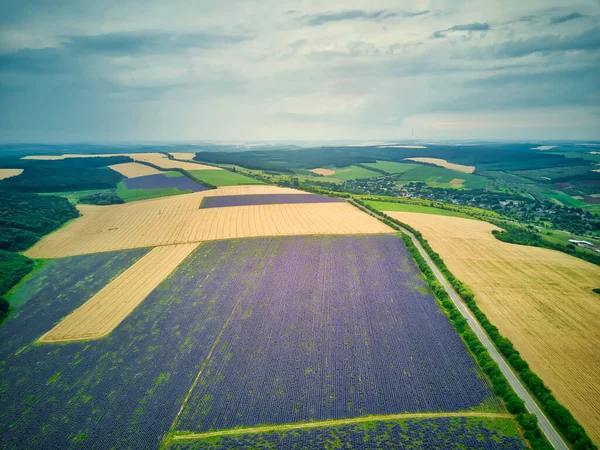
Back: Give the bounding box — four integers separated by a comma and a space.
351, 201, 569, 450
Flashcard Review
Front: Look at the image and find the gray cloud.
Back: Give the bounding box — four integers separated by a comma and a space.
405, 10, 430, 17
61, 31, 251, 55
550, 11, 583, 24
494, 26, 600, 58
302, 10, 397, 26
0, 48, 67, 73
0, 31, 252, 74
430, 22, 490, 39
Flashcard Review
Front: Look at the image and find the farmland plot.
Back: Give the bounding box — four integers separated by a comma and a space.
387, 211, 600, 444
174, 235, 501, 434
0, 168, 23, 180
122, 173, 208, 192
23, 152, 219, 171
200, 193, 342, 208
0, 241, 275, 449
405, 157, 475, 173
109, 162, 163, 178
1, 236, 522, 449
39, 243, 198, 342
170, 417, 526, 449
25, 193, 392, 258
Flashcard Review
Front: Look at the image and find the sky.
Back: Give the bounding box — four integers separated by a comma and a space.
0, 0, 599, 142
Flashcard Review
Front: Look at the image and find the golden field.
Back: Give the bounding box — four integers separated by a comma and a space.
386, 211, 600, 444
309, 168, 336, 176
38, 244, 198, 342
0, 168, 23, 180
405, 157, 475, 174
22, 152, 219, 171
108, 162, 163, 178
25, 187, 392, 258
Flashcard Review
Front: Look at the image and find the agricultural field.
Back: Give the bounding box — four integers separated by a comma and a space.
109, 162, 163, 178
309, 167, 336, 176
362, 161, 420, 174
170, 416, 525, 449
396, 165, 488, 189
24, 187, 393, 258
542, 191, 587, 207
387, 211, 600, 444
364, 200, 472, 218
200, 193, 342, 209
324, 165, 380, 181
405, 157, 475, 173
116, 172, 208, 202
0, 235, 523, 449
188, 169, 265, 186
0, 168, 23, 180
24, 152, 219, 171
39, 243, 198, 342
173, 235, 502, 435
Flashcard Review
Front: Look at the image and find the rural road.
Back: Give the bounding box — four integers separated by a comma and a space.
350, 200, 569, 450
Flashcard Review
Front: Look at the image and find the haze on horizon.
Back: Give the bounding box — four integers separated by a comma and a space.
0, 0, 599, 143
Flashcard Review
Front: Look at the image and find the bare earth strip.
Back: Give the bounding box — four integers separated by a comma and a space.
385, 211, 600, 444
108, 162, 164, 178
173, 412, 514, 441
309, 168, 336, 176
22, 152, 220, 171
38, 243, 198, 342
0, 168, 23, 180
26, 193, 393, 258
405, 157, 475, 173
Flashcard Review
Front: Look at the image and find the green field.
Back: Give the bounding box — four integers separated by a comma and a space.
397, 165, 488, 189
188, 169, 265, 186
542, 192, 587, 207
326, 165, 381, 181
116, 183, 191, 202
363, 161, 420, 174
365, 200, 472, 219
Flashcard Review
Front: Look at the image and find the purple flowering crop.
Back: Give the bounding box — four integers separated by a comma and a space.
123, 173, 208, 192
200, 193, 343, 208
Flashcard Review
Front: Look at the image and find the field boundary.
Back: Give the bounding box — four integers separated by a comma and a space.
350, 199, 566, 450
171, 411, 515, 441
354, 199, 596, 449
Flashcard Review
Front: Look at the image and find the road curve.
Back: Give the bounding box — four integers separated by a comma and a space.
350, 200, 569, 450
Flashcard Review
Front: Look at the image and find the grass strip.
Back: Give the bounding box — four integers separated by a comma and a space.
172, 412, 514, 441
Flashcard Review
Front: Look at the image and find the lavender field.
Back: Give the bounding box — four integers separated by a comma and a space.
0, 235, 513, 449
200, 193, 343, 208
123, 172, 208, 192
175, 235, 501, 433
0, 242, 271, 449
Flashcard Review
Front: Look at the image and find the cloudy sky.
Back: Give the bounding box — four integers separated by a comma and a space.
1, 0, 599, 142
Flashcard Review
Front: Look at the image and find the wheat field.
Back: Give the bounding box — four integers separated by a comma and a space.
26, 188, 392, 258
0, 169, 23, 180
108, 162, 164, 178
404, 157, 475, 174
386, 211, 600, 444
38, 244, 198, 343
